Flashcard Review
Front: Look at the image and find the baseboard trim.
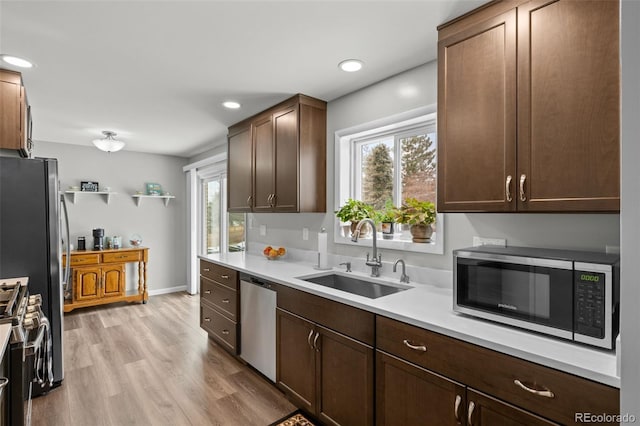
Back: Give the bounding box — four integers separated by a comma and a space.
148, 285, 187, 296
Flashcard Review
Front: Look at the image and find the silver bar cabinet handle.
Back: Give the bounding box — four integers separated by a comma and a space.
221, 298, 230, 303
313, 332, 320, 352
221, 274, 229, 279
514, 379, 555, 398
204, 290, 211, 295
203, 268, 210, 272
467, 401, 475, 426
403, 339, 427, 352
506, 175, 513, 202
519, 174, 527, 202
246, 195, 252, 207
222, 330, 230, 335
203, 317, 211, 322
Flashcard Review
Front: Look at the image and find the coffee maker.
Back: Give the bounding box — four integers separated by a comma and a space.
93, 228, 105, 250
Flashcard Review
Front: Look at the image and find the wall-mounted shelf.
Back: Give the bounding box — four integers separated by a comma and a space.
64, 191, 116, 205
131, 194, 175, 207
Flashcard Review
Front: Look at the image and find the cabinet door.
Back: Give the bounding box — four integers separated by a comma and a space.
376, 350, 466, 426
466, 389, 558, 426
253, 115, 275, 212
317, 325, 373, 426
437, 10, 517, 212
227, 124, 253, 212
273, 106, 299, 212
74, 267, 101, 302
517, 0, 619, 212
276, 308, 316, 414
101, 264, 125, 298
0, 75, 23, 151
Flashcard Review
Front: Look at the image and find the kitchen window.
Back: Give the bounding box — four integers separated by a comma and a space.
201, 172, 246, 255
335, 106, 443, 254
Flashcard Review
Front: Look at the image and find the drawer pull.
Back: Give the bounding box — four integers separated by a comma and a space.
403, 339, 427, 352
454, 394, 462, 422
467, 401, 475, 426
221, 298, 230, 303
203, 268, 210, 272
204, 317, 211, 322
204, 290, 211, 295
313, 332, 320, 352
519, 174, 527, 202
506, 175, 513, 202
514, 379, 555, 398
222, 329, 230, 335
221, 274, 229, 279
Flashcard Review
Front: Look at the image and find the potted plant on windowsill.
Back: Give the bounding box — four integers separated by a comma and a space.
335, 198, 375, 238
394, 198, 436, 243
375, 200, 397, 240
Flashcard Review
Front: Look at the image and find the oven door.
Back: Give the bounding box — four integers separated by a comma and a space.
454, 251, 574, 339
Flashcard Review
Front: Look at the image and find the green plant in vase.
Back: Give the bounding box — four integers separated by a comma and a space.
376, 199, 398, 240
335, 198, 375, 238
394, 198, 436, 243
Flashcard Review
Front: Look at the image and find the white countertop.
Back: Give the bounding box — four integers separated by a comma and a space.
200, 252, 620, 388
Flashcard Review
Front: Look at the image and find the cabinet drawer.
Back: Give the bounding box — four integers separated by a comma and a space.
200, 304, 237, 353
201, 277, 237, 321
103, 251, 141, 263
376, 316, 619, 425
200, 260, 237, 290
68, 254, 100, 266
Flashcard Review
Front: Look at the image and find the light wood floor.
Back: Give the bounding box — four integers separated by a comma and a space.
31, 292, 295, 426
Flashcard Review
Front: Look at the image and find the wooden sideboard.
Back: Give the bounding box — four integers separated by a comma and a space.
62, 247, 148, 312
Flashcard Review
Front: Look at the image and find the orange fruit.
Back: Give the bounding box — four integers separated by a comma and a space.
268, 249, 278, 258
278, 247, 286, 256
263, 246, 272, 256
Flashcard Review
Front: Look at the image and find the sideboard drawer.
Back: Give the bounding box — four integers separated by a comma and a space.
68, 254, 101, 266
103, 251, 141, 263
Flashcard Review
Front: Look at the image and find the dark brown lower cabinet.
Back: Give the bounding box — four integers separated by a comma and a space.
466, 389, 558, 426
376, 350, 465, 426
276, 308, 374, 426
376, 350, 559, 426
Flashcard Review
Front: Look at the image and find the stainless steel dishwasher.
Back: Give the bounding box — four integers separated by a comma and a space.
240, 273, 276, 382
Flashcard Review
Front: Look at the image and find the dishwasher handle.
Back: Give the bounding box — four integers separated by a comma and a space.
240, 274, 275, 290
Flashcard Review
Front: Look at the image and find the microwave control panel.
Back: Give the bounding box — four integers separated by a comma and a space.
574, 271, 605, 338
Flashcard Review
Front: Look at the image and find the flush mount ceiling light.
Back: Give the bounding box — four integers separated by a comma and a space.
222, 101, 241, 109
92, 131, 125, 153
0, 54, 34, 68
338, 59, 363, 72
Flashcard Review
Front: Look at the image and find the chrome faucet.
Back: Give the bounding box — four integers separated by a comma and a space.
393, 259, 410, 284
352, 218, 382, 277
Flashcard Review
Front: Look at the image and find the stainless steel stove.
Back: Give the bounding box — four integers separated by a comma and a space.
0, 277, 53, 426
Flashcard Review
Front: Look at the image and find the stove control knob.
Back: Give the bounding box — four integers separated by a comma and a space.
28, 295, 42, 306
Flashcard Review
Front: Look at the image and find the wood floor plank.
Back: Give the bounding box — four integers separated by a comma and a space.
31, 293, 295, 426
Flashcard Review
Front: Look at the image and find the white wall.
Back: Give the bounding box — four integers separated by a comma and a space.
247, 61, 620, 271
34, 141, 188, 293
620, 0, 640, 417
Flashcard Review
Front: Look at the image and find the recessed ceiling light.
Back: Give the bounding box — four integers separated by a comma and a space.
338, 59, 363, 72
222, 101, 241, 109
0, 55, 34, 68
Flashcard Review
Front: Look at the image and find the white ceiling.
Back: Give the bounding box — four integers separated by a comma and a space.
0, 1, 484, 158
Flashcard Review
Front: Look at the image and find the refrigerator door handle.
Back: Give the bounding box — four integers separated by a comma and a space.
60, 194, 71, 294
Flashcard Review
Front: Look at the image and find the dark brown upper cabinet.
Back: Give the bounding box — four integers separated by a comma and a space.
437, 0, 620, 213
227, 94, 327, 213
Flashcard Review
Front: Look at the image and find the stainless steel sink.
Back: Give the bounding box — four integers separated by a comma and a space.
297, 273, 410, 299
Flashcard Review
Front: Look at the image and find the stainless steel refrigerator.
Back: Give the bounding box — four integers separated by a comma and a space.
0, 156, 68, 392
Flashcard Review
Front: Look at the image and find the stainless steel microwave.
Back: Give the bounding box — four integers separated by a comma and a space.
453, 246, 620, 349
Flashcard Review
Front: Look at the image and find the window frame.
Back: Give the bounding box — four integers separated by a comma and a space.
334, 105, 444, 255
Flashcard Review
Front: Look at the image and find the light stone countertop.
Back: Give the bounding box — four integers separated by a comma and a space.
199, 251, 620, 388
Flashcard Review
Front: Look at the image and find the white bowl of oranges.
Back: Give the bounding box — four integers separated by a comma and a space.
263, 246, 286, 260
